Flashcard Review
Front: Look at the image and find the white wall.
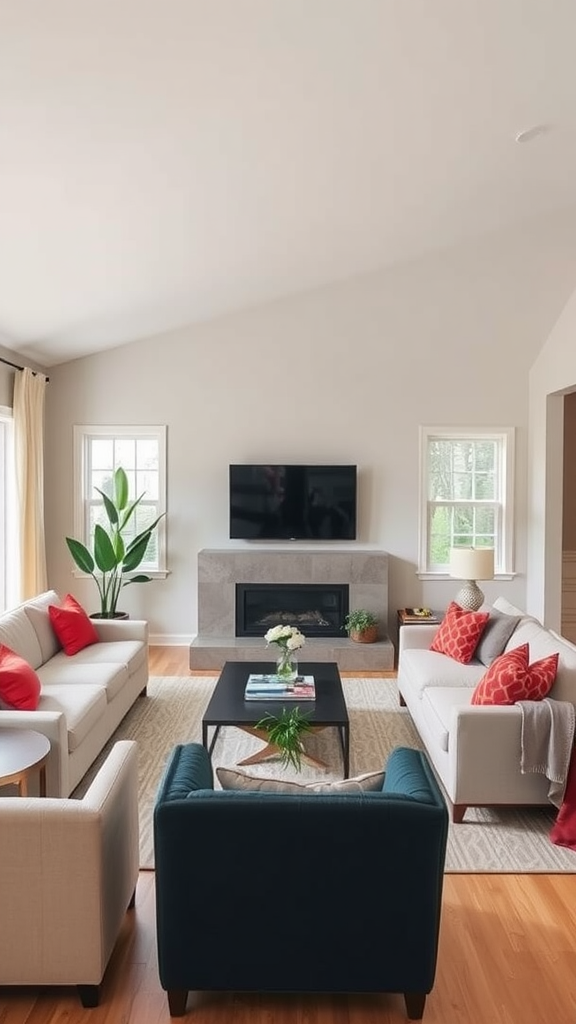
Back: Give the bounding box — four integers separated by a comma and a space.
44, 218, 576, 642
528, 289, 576, 626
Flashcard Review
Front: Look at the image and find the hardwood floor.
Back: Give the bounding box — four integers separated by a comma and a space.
2, 647, 576, 1023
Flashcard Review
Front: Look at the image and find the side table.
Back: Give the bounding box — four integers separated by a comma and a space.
397, 608, 442, 627
0, 728, 51, 796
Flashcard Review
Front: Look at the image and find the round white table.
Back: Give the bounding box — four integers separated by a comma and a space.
0, 728, 51, 796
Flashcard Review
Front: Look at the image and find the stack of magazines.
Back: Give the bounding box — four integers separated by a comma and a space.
244, 674, 316, 701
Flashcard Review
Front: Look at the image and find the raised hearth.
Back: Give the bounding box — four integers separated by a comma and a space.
190, 549, 394, 671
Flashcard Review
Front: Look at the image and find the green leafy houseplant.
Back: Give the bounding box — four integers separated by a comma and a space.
66, 466, 165, 618
343, 609, 378, 643
255, 706, 312, 771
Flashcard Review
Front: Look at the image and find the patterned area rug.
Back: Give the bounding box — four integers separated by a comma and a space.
79, 675, 576, 872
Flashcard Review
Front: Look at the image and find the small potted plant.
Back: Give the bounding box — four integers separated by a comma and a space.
344, 609, 379, 643
65, 466, 165, 618
255, 706, 312, 771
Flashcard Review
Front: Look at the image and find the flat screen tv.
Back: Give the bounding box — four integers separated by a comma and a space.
229, 464, 357, 540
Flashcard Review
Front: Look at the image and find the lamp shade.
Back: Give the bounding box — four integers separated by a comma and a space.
449, 547, 495, 582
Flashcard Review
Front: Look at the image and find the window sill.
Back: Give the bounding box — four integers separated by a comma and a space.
416, 572, 516, 582
71, 569, 171, 581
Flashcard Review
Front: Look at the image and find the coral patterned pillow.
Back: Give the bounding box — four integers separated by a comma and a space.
526, 652, 559, 700
48, 593, 99, 656
430, 601, 490, 664
471, 644, 530, 705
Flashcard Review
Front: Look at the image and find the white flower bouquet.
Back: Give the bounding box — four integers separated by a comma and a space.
264, 624, 306, 651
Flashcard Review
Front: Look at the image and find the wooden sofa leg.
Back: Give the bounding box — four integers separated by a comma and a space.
168, 989, 188, 1016
77, 983, 100, 1007
404, 991, 426, 1019
128, 887, 136, 909
399, 692, 406, 707
452, 803, 467, 823
139, 685, 147, 697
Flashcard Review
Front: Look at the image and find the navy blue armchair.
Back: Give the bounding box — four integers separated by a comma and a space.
154, 744, 448, 1019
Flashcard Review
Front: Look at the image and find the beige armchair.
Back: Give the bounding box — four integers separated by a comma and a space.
0, 739, 139, 1007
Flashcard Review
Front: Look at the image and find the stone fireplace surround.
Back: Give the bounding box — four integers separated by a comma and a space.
189, 548, 394, 671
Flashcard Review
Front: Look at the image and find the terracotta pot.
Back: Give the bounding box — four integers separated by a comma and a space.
350, 625, 378, 644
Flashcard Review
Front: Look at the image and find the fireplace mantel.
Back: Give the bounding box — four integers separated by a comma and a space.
189, 548, 394, 671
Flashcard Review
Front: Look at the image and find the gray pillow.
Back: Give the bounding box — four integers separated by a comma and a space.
475, 609, 521, 666
216, 767, 385, 794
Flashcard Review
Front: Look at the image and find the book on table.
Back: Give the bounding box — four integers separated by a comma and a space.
244, 674, 316, 701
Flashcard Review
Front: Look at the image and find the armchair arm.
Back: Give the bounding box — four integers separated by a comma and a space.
92, 618, 149, 642
0, 740, 139, 987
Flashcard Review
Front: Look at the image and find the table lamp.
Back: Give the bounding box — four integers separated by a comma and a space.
449, 547, 495, 611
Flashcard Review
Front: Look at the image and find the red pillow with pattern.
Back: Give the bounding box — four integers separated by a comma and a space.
525, 652, 559, 700
430, 601, 490, 664
471, 643, 530, 705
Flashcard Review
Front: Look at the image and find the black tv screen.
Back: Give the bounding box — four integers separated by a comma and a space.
229, 464, 357, 540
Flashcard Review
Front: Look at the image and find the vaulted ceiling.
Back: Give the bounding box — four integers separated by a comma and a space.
2, 0, 576, 366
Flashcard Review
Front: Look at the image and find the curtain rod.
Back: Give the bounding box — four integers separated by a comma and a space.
0, 355, 49, 382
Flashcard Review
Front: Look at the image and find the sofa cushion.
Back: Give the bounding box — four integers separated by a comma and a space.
475, 609, 521, 666
430, 601, 489, 664
64, 639, 146, 676
0, 607, 43, 670
400, 648, 486, 700
216, 767, 385, 793
0, 644, 41, 710
38, 684, 108, 752
48, 594, 100, 656
37, 657, 129, 701
23, 590, 62, 663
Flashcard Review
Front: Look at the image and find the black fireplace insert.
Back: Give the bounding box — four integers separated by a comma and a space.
235, 583, 349, 638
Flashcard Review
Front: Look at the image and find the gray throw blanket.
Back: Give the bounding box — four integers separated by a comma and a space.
517, 698, 576, 807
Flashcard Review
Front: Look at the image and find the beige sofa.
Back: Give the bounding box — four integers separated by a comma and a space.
0, 590, 148, 796
0, 739, 139, 1006
397, 597, 576, 822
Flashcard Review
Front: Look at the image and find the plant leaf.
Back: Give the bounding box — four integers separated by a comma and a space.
93, 524, 119, 572
65, 537, 95, 574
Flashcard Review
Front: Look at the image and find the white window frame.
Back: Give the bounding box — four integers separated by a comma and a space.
418, 426, 515, 579
73, 425, 168, 578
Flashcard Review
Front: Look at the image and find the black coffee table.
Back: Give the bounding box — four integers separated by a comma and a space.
202, 660, 350, 777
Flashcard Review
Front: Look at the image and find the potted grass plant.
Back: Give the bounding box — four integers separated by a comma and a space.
254, 706, 312, 771
65, 466, 165, 618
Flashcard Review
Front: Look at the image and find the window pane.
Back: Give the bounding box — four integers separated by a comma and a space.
91, 439, 113, 470
115, 438, 136, 470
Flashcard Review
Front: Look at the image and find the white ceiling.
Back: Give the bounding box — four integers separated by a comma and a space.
2, 0, 576, 366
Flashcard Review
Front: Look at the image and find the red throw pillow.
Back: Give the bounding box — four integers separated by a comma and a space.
430, 601, 490, 664
471, 644, 530, 705
0, 644, 41, 710
525, 652, 559, 700
48, 593, 99, 656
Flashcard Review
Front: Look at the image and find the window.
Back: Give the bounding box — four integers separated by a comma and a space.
419, 427, 514, 576
73, 426, 167, 576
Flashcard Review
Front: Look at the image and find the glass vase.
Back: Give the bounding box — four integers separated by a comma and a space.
276, 648, 298, 682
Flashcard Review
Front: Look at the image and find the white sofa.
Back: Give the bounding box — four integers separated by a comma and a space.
397, 596, 576, 822
0, 739, 139, 1006
0, 590, 148, 796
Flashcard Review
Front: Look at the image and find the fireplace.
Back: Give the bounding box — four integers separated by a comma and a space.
235, 583, 349, 638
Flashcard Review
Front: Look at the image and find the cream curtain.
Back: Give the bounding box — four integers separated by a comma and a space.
13, 367, 48, 599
